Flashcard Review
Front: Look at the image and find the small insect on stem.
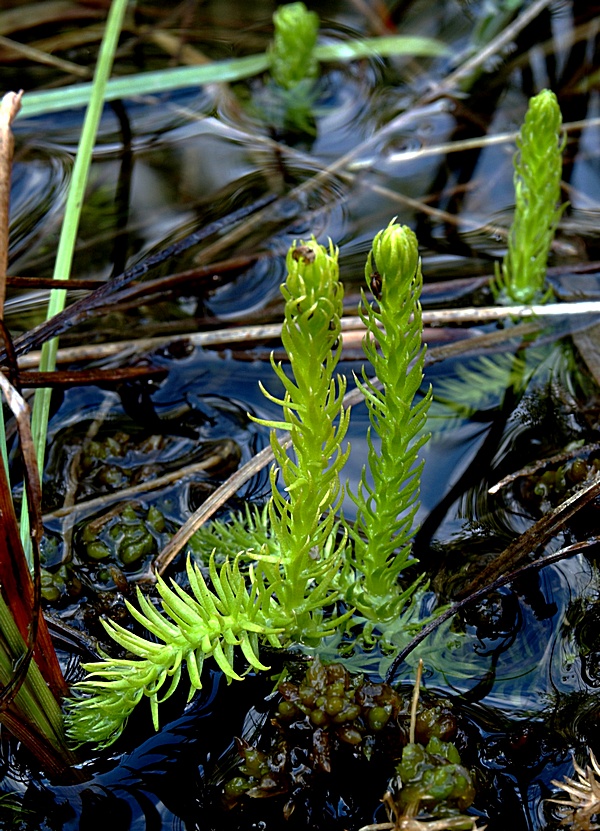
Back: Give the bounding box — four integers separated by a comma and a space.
370, 271, 382, 301
369, 252, 382, 300
292, 245, 316, 264
328, 318, 340, 350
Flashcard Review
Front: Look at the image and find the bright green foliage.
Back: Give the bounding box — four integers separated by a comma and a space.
256, 239, 351, 639
345, 222, 431, 622
64, 556, 284, 748
495, 89, 565, 304
65, 231, 433, 747
269, 2, 319, 90
65, 239, 353, 746
261, 2, 321, 134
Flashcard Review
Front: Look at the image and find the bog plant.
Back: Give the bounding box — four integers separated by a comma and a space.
431, 89, 568, 433
64, 222, 432, 748
345, 224, 431, 627
260, 1, 322, 133
494, 88, 565, 303
269, 2, 319, 90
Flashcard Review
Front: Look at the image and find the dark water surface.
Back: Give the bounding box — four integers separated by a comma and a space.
4, 0, 600, 828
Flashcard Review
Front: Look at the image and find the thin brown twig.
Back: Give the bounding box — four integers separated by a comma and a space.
409, 659, 423, 745
0, 34, 91, 77
10, 365, 168, 388
8, 195, 276, 361
0, 370, 69, 703
12, 301, 600, 371
428, 0, 554, 95
459, 475, 600, 597
149, 440, 289, 578
488, 441, 600, 495
7, 276, 105, 290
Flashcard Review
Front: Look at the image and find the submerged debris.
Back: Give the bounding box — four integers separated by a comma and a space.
220, 657, 475, 829
221, 657, 407, 813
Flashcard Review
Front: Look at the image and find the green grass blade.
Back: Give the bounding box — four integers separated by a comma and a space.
314, 36, 449, 61
18, 54, 271, 119
18, 36, 447, 119
20, 0, 130, 559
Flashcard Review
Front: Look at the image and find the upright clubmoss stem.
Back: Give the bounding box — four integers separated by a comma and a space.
346, 222, 431, 621
260, 240, 351, 632
495, 88, 565, 304
64, 228, 436, 747
269, 2, 319, 90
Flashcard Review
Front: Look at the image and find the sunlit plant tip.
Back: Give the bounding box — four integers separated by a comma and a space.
269, 2, 320, 90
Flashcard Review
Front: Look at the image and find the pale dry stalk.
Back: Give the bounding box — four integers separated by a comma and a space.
0, 90, 22, 319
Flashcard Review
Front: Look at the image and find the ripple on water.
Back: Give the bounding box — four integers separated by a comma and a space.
216, 27, 384, 156
9, 148, 72, 274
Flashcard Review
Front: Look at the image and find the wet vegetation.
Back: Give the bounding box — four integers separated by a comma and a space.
1, 0, 600, 829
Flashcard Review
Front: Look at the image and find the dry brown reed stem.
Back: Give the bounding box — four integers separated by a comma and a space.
488, 441, 600, 495
0, 90, 22, 319
460, 474, 600, 596
233, 110, 595, 241
3, 365, 167, 388
0, 34, 90, 77
429, 0, 554, 95
11, 302, 600, 371
7, 275, 104, 289
178, 105, 597, 242
0, 2, 101, 37
0, 370, 69, 700
149, 440, 290, 579
409, 659, 424, 746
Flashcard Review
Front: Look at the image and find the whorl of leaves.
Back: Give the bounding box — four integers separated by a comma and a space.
64, 557, 283, 748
